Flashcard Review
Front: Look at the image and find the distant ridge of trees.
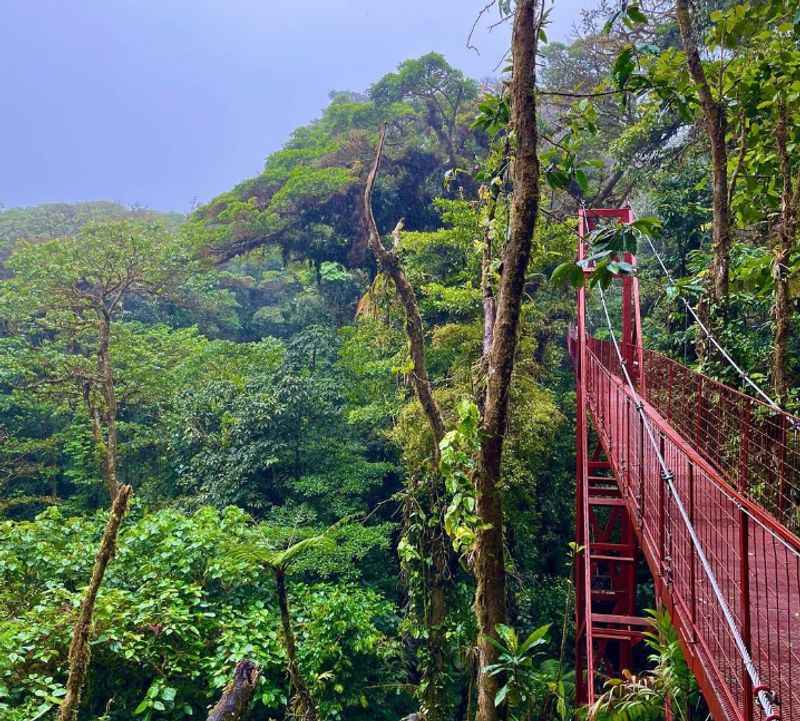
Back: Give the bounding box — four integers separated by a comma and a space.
0, 201, 183, 260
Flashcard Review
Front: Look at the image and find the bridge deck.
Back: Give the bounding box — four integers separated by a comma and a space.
586, 339, 800, 721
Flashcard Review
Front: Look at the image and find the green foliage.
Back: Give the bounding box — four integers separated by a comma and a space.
0, 505, 407, 721
588, 609, 698, 721
228, 522, 341, 574
0, 323, 285, 511
188, 52, 486, 269
551, 217, 662, 290
1, 34, 744, 721
0, 202, 183, 262
2, 219, 193, 321
485, 623, 575, 721
168, 361, 395, 520
440, 399, 483, 557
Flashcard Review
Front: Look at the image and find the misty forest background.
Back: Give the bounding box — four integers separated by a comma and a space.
1, 0, 800, 719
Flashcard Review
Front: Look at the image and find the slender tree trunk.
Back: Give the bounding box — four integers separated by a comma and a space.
675, 0, 731, 306
206, 660, 261, 721
97, 312, 121, 496
82, 312, 121, 500
363, 131, 446, 456
424, 564, 449, 721
772, 104, 799, 404
364, 126, 452, 721
275, 569, 318, 721
474, 3, 541, 721
481, 196, 498, 363
477, 193, 498, 419
58, 484, 132, 721
425, 100, 458, 170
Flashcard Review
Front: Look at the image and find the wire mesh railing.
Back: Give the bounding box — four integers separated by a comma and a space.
590, 338, 800, 535
586, 338, 800, 721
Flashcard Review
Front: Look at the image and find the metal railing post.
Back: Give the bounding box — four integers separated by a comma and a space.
739, 508, 753, 720
659, 433, 666, 583
688, 462, 697, 642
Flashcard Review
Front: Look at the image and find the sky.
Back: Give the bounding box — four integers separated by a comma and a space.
0, 0, 588, 213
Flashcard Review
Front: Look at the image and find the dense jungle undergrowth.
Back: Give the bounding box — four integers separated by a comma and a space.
2, 0, 799, 719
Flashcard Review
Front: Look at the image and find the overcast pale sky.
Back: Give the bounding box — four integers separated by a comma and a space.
0, 1, 589, 213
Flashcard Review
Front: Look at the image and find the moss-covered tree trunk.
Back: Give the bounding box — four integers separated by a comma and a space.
58, 484, 132, 721
474, 2, 541, 720
275, 568, 318, 721
363, 126, 452, 721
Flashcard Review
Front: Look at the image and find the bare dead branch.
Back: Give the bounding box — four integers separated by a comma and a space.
362, 125, 446, 461
467, 1, 499, 55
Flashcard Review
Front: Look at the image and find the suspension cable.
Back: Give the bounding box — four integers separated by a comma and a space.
598, 283, 800, 561
642, 234, 783, 413
595, 284, 780, 720
641, 237, 800, 551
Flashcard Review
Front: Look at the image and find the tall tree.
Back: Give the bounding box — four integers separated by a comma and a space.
699, 0, 800, 400
739, 4, 800, 402
363, 125, 452, 721
370, 53, 479, 169
0, 220, 192, 498
474, 2, 541, 720
0, 219, 193, 718
365, 5, 543, 719
675, 0, 731, 305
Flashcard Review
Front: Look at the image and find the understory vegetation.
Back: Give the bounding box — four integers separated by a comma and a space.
1, 0, 799, 719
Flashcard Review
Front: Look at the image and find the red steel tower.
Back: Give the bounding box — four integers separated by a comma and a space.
573, 207, 648, 703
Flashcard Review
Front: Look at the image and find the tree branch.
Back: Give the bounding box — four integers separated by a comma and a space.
590, 167, 624, 207
539, 88, 624, 98
58, 484, 132, 721
728, 115, 748, 208
363, 125, 446, 461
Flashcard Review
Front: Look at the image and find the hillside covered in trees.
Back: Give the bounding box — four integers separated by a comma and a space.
1, 1, 799, 720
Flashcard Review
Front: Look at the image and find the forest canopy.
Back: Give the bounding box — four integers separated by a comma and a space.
2, 1, 800, 720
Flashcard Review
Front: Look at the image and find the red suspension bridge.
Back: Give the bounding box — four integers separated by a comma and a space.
570, 208, 800, 721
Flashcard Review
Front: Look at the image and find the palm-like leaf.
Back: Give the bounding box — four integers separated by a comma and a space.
266, 534, 336, 571
228, 524, 340, 573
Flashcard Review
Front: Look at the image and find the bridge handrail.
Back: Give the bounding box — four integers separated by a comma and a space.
589, 336, 800, 540
585, 341, 798, 721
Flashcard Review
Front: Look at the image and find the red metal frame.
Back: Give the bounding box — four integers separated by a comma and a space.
572, 208, 800, 721
575, 208, 644, 704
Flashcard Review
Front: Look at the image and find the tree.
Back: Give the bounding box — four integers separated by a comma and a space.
363, 125, 454, 721
472, 4, 542, 720
370, 53, 479, 169
230, 527, 346, 721
0, 201, 182, 267
719, 0, 800, 402
0, 220, 193, 499
187, 55, 486, 269
58, 484, 132, 721
363, 5, 544, 720
674, 0, 731, 306
0, 219, 194, 719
